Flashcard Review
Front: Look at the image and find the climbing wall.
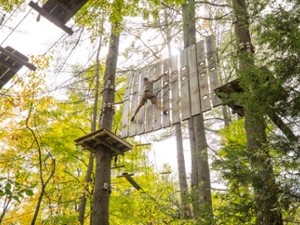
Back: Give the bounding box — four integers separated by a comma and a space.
121, 36, 221, 138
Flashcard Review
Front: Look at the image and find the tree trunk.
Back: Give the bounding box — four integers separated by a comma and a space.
78, 35, 102, 225
91, 20, 120, 225
175, 123, 192, 218
91, 146, 112, 225
182, 0, 213, 219
232, 0, 283, 224
163, 7, 191, 218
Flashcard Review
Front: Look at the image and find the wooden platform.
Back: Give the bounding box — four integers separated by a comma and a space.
214, 78, 244, 116
74, 127, 133, 156
0, 46, 36, 89
29, 0, 89, 35
214, 78, 297, 141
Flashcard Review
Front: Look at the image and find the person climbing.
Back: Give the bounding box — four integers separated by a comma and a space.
131, 73, 168, 122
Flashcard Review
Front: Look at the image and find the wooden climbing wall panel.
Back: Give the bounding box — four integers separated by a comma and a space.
188, 44, 201, 116
145, 66, 154, 133
162, 59, 171, 128
180, 48, 191, 121
170, 55, 180, 124
129, 72, 139, 137
137, 69, 146, 135
153, 61, 162, 131
205, 36, 222, 107
196, 40, 211, 112
120, 36, 222, 138
121, 72, 133, 138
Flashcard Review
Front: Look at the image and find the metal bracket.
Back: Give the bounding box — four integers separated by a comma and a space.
103, 102, 115, 110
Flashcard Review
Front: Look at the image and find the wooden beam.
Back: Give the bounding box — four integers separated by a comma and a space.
159, 171, 172, 175
135, 143, 152, 146
117, 173, 143, 191
95, 139, 124, 156
111, 164, 125, 169
0, 46, 36, 71
29, 1, 74, 35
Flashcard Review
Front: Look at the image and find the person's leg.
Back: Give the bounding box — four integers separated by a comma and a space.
131, 98, 146, 122
150, 98, 168, 114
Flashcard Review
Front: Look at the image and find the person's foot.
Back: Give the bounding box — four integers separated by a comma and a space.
163, 110, 168, 115
130, 116, 135, 122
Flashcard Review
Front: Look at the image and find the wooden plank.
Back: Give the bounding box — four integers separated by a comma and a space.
94, 139, 123, 156
121, 72, 133, 138
117, 173, 143, 191
0, 54, 17, 81
187, 44, 201, 116
29, 1, 74, 35
162, 59, 171, 128
153, 61, 162, 131
42, 0, 89, 24
0, 70, 15, 88
145, 66, 154, 133
0, 47, 27, 88
119, 173, 142, 190
5, 46, 29, 62
129, 72, 139, 136
196, 40, 211, 112
179, 48, 191, 120
0, 46, 36, 71
205, 36, 221, 107
137, 69, 147, 135
170, 55, 180, 124
0, 57, 19, 74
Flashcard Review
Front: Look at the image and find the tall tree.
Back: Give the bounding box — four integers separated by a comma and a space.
91, 1, 122, 223
232, 0, 283, 224
182, 0, 213, 219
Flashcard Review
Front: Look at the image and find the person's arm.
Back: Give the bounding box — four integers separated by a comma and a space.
153, 72, 167, 82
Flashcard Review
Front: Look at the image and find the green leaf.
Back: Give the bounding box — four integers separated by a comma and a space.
5, 183, 12, 191
12, 196, 20, 203
25, 189, 34, 196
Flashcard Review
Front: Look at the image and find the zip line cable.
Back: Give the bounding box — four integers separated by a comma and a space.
0, 3, 22, 30
0, 0, 101, 96
1, 8, 33, 46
